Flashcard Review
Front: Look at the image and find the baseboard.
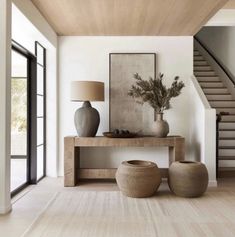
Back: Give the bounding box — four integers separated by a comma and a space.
208, 180, 217, 187
0, 204, 12, 214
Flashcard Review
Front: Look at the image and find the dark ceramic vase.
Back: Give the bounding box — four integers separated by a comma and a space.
74, 101, 100, 137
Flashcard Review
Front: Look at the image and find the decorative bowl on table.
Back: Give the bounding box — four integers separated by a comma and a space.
103, 129, 137, 138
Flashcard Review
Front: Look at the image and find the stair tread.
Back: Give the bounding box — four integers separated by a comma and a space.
219, 121, 235, 123
196, 75, 219, 79
219, 137, 235, 140
219, 156, 235, 160
194, 70, 213, 72
210, 100, 235, 101
195, 73, 216, 74
214, 107, 235, 108
200, 81, 223, 83
200, 82, 223, 84
202, 86, 226, 88
219, 146, 235, 149
214, 107, 235, 109
219, 129, 235, 131
210, 99, 233, 101
219, 167, 235, 170
205, 93, 230, 95
194, 68, 212, 70
199, 81, 222, 83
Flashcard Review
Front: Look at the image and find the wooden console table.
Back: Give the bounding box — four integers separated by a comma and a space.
64, 136, 185, 187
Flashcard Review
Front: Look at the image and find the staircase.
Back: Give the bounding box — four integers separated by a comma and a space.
194, 49, 235, 178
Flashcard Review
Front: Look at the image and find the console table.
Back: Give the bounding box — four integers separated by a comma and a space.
64, 136, 185, 187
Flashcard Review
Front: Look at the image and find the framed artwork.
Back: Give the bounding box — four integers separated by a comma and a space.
109, 53, 156, 134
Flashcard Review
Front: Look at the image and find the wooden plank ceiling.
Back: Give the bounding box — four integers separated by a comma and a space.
31, 0, 228, 36
223, 0, 235, 8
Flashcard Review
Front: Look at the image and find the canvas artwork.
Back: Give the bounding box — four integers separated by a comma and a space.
109, 53, 156, 134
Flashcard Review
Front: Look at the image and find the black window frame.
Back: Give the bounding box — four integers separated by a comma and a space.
35, 41, 46, 182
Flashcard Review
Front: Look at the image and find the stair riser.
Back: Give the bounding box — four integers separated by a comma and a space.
200, 82, 224, 88
206, 94, 233, 100
219, 131, 235, 137
194, 56, 204, 61
219, 140, 235, 147
219, 123, 235, 129
219, 158, 235, 161
219, 149, 235, 156
194, 51, 200, 56
195, 71, 216, 76
194, 66, 211, 71
221, 115, 235, 122
211, 101, 235, 107
203, 88, 228, 94
219, 160, 235, 168
216, 108, 235, 114
197, 77, 220, 82
194, 61, 208, 66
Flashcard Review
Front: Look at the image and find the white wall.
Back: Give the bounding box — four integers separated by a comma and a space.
0, 0, 12, 214
12, 3, 58, 177
190, 77, 217, 185
206, 9, 235, 26
59, 36, 193, 176
197, 26, 235, 81
12, 0, 57, 48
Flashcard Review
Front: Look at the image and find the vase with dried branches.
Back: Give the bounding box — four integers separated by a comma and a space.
128, 73, 185, 137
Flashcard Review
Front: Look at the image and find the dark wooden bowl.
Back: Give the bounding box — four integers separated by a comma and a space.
103, 132, 137, 138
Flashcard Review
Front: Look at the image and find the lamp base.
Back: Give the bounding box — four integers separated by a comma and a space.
74, 101, 100, 137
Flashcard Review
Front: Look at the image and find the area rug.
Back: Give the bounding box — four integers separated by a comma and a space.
22, 190, 235, 237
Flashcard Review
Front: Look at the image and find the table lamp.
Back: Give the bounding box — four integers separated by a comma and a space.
71, 81, 104, 137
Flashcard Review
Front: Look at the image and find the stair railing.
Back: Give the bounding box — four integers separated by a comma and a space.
216, 111, 230, 178
216, 114, 221, 178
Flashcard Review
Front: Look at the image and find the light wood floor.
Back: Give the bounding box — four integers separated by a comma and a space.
0, 178, 235, 237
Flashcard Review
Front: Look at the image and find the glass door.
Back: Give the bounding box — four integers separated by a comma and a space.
11, 40, 46, 195
11, 50, 28, 192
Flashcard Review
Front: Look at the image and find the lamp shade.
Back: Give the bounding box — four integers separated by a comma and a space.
71, 81, 104, 101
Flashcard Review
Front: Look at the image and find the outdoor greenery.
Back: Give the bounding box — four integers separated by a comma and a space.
11, 78, 27, 132
128, 73, 185, 113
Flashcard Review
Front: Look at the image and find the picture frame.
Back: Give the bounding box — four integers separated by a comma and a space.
109, 53, 156, 134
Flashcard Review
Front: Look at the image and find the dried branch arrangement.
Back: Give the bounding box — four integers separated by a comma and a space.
128, 73, 185, 113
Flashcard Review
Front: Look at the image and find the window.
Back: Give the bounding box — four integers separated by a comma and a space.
35, 42, 46, 181
11, 50, 28, 192
11, 40, 46, 196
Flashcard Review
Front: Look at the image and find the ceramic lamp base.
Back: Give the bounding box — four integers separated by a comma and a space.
74, 101, 100, 137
